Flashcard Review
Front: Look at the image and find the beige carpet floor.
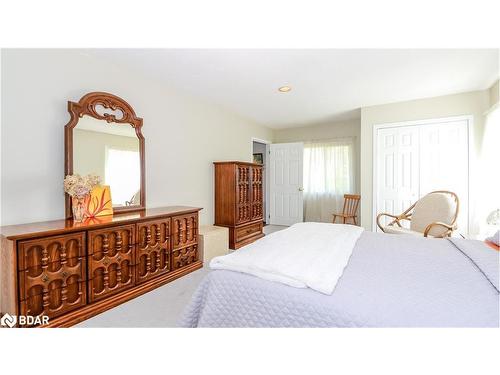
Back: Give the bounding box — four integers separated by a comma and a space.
76, 224, 286, 327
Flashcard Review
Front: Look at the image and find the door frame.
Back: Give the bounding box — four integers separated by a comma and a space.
372, 115, 473, 233
251, 137, 271, 224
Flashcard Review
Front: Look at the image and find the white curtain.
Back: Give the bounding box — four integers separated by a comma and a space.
474, 105, 500, 238
303, 138, 355, 222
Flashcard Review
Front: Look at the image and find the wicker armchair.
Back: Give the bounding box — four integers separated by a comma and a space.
376, 191, 459, 238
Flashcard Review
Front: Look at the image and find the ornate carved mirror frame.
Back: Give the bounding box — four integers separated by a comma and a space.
64, 92, 146, 219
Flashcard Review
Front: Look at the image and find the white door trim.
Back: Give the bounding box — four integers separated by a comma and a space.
251, 137, 272, 224
372, 115, 473, 232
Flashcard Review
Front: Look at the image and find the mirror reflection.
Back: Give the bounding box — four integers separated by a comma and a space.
73, 115, 140, 207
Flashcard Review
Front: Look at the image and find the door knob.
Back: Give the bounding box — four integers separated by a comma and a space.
298, 187, 304, 192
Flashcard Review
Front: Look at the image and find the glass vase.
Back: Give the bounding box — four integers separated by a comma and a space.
72, 195, 88, 222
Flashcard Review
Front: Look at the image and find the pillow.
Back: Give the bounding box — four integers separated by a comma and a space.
486, 230, 500, 246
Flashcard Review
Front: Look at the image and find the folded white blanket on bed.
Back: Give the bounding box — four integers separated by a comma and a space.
210, 222, 364, 295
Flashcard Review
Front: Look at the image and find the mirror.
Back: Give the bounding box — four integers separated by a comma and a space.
65, 92, 145, 218
73, 116, 141, 207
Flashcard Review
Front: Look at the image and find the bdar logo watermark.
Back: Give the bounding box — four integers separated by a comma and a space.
1, 313, 49, 328
0, 313, 17, 328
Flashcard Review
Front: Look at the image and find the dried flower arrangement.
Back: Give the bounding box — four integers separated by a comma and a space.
64, 174, 101, 197
64, 174, 101, 221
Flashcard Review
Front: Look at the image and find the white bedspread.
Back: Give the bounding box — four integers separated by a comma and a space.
210, 222, 364, 294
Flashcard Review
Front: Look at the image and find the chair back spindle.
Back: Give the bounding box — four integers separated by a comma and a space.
343, 194, 360, 216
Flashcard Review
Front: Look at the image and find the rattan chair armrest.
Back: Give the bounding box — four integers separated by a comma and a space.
423, 222, 456, 238
376, 212, 403, 232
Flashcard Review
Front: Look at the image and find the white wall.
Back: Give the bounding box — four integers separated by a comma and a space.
273, 119, 361, 193
1, 49, 273, 226
489, 80, 499, 108
359, 90, 491, 231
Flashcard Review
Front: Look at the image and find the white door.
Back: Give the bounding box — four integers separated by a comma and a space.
376, 126, 420, 230
419, 120, 469, 232
375, 118, 469, 233
269, 142, 304, 226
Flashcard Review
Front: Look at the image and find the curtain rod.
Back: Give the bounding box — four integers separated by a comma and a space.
304, 136, 356, 144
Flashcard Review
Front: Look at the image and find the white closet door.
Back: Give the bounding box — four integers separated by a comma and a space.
376, 126, 420, 230
269, 142, 304, 226
375, 118, 469, 234
419, 120, 469, 232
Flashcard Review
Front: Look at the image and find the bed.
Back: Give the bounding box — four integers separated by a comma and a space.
180, 224, 499, 328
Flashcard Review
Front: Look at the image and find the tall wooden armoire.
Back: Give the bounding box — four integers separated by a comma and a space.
214, 161, 265, 249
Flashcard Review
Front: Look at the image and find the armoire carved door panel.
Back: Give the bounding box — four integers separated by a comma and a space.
250, 165, 263, 221
236, 164, 251, 224
172, 213, 198, 250
87, 225, 136, 302
236, 204, 251, 224
136, 219, 171, 284
18, 233, 87, 322
172, 244, 199, 270
237, 165, 250, 203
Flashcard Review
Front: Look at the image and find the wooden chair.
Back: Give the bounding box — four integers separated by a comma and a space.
376, 190, 459, 238
332, 194, 361, 225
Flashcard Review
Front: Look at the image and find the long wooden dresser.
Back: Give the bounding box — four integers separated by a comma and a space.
0, 206, 202, 327
214, 161, 265, 249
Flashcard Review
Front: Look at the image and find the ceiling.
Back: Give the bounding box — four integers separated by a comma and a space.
77, 115, 137, 138
90, 49, 499, 129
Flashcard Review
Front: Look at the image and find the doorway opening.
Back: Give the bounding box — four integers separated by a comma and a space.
252, 138, 270, 225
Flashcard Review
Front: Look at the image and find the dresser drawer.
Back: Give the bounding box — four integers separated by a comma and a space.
17, 232, 86, 271
88, 262, 135, 303
172, 212, 198, 250
172, 244, 199, 270
18, 255, 87, 322
87, 225, 136, 302
88, 224, 135, 255
235, 221, 263, 242
19, 278, 87, 324
136, 218, 172, 284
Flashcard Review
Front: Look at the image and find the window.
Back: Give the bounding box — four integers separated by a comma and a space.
303, 140, 354, 194
303, 139, 355, 222
105, 148, 140, 206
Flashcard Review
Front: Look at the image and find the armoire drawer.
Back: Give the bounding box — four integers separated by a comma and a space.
235, 221, 263, 242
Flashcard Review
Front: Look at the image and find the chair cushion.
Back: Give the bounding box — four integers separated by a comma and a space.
383, 225, 436, 237
410, 192, 457, 236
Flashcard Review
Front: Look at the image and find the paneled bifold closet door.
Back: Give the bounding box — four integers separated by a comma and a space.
376, 126, 420, 230
375, 118, 469, 233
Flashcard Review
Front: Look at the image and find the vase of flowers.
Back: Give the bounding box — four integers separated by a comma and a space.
64, 174, 101, 222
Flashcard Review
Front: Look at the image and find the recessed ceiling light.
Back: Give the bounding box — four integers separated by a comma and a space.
278, 86, 292, 93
